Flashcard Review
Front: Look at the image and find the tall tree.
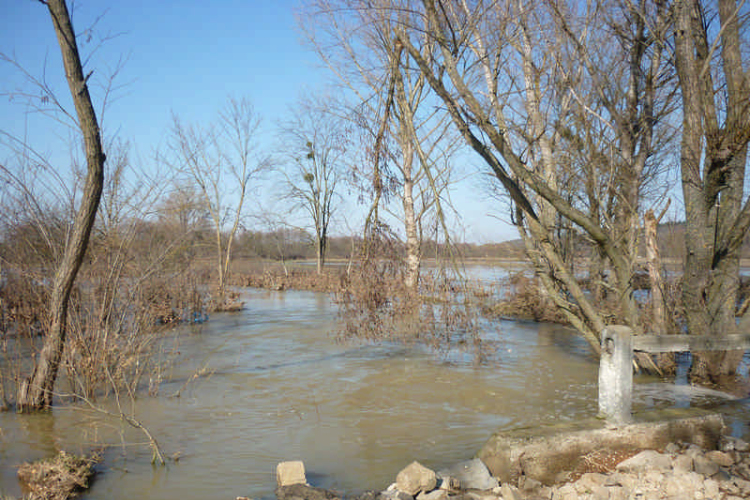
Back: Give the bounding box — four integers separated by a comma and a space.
169, 97, 270, 309
278, 97, 347, 274
388, 0, 673, 351
302, 0, 458, 294
18, 0, 106, 410
673, 0, 750, 384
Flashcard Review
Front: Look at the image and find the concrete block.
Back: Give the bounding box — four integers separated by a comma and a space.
477, 410, 725, 485
276, 460, 307, 487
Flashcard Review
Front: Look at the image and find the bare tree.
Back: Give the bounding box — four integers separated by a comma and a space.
278, 96, 347, 274
157, 182, 209, 237
301, 0, 459, 293
381, 0, 674, 352
9, 0, 107, 410
673, 0, 750, 384
169, 97, 270, 309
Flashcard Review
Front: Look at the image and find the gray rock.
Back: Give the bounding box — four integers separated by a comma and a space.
576, 472, 608, 489
416, 490, 448, 500
722, 479, 742, 496
350, 491, 380, 500
554, 484, 579, 500
713, 468, 732, 482
276, 461, 307, 487
722, 436, 749, 452
605, 472, 637, 490
736, 463, 750, 480
704, 478, 720, 498
518, 476, 542, 492
681, 471, 706, 492
641, 469, 665, 488
379, 488, 414, 500
396, 462, 437, 496
438, 458, 498, 491
663, 471, 692, 498
705, 450, 734, 467
436, 476, 459, 492
693, 455, 720, 477
721, 436, 738, 452
572, 474, 609, 499
607, 486, 628, 500
664, 442, 680, 454
685, 444, 705, 459
615, 450, 672, 473
735, 477, 750, 496
275, 484, 340, 500
498, 484, 521, 500
672, 454, 693, 473
537, 486, 554, 499
442, 493, 478, 500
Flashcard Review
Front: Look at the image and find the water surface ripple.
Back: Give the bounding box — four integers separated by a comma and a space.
1, 287, 747, 499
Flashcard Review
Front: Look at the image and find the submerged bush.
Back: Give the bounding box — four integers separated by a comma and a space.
0, 261, 207, 405
17, 450, 99, 500
483, 272, 569, 324
335, 224, 483, 358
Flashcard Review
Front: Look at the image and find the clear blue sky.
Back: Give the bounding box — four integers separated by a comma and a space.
0, 0, 517, 243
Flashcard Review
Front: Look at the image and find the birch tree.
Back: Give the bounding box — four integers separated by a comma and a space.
301, 0, 458, 294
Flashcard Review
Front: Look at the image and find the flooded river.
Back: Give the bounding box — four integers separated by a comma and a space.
1, 286, 748, 499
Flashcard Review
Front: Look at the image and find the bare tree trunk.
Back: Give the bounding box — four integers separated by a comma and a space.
645, 206, 675, 375
316, 232, 326, 274
674, 0, 750, 384
588, 249, 607, 305
18, 0, 105, 410
402, 143, 420, 292
215, 229, 226, 304
645, 208, 667, 334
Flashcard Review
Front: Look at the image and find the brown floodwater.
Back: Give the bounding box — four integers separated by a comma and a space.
1, 285, 748, 499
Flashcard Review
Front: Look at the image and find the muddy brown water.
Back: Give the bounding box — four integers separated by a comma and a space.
1, 285, 748, 499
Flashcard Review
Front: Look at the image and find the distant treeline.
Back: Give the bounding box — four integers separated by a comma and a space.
232, 229, 528, 262
3, 218, 746, 274
230, 221, 750, 263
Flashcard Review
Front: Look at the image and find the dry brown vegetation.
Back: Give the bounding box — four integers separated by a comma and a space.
0, 209, 210, 407
234, 265, 344, 293
483, 268, 748, 342
16, 450, 99, 500
1, 208, 746, 407
482, 273, 571, 324
332, 226, 482, 357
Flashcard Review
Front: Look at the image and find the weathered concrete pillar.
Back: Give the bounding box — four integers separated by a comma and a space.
598, 326, 633, 424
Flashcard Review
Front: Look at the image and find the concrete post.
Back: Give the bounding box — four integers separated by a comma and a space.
598, 326, 633, 424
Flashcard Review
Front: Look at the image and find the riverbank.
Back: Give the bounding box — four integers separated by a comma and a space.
272, 433, 750, 500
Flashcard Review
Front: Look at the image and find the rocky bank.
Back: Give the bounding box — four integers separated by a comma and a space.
265, 434, 750, 500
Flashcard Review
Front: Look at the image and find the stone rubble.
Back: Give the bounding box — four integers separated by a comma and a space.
272, 435, 750, 500
397, 461, 438, 496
